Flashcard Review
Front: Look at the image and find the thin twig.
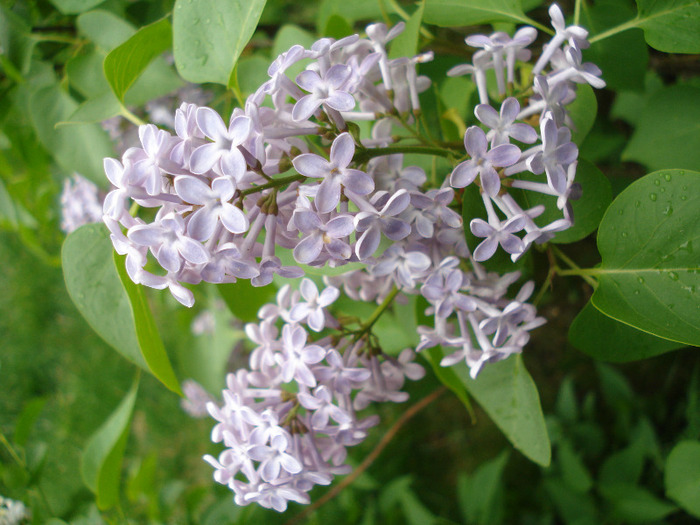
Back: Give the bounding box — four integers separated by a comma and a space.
284, 387, 446, 525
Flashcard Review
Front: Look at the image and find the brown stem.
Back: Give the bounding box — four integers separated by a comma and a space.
283, 387, 447, 525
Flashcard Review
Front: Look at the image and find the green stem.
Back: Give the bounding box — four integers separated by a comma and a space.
357, 145, 455, 162
239, 174, 306, 197
119, 105, 145, 126
550, 245, 598, 288
588, 17, 640, 44
31, 33, 80, 44
0, 431, 24, 467
574, 0, 583, 26
353, 287, 401, 342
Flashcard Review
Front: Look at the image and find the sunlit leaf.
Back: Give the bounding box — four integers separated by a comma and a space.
665, 440, 700, 518
635, 0, 700, 53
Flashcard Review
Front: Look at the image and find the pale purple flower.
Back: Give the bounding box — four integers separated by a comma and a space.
293, 65, 356, 121
470, 215, 526, 261
292, 133, 374, 213
526, 116, 578, 194
247, 433, 303, 482
190, 107, 252, 179
175, 176, 248, 240
313, 349, 371, 395
354, 189, 411, 260
475, 98, 537, 147
298, 385, 352, 429
292, 210, 354, 264
277, 324, 327, 387
288, 278, 339, 332
533, 3, 589, 75
450, 126, 521, 196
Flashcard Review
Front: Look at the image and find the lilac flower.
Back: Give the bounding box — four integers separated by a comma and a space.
190, 107, 252, 179
450, 126, 521, 196
277, 324, 327, 387
247, 433, 303, 482
470, 215, 526, 262
292, 210, 354, 264
292, 133, 373, 213
313, 349, 371, 395
288, 278, 340, 332
533, 3, 589, 75
127, 213, 209, 273
421, 268, 476, 318
475, 98, 537, 147
354, 189, 411, 260
174, 176, 248, 241
526, 116, 578, 194
293, 64, 356, 121
61, 174, 103, 233
297, 385, 352, 429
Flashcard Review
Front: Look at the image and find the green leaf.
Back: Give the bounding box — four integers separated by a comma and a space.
456, 355, 551, 466
62, 224, 147, 370
77, 10, 136, 51
114, 253, 182, 395
598, 483, 677, 523
665, 440, 700, 518
567, 84, 597, 145
0, 4, 36, 76
218, 279, 276, 322
569, 302, 684, 361
49, 0, 106, 15
61, 92, 121, 127
623, 85, 700, 171
104, 17, 172, 103
28, 84, 114, 186
423, 0, 531, 27
317, 0, 384, 33
512, 159, 611, 244
580, 0, 648, 92
635, 0, 700, 53
389, 2, 425, 59
558, 438, 593, 493
457, 451, 509, 525
14, 398, 46, 447
236, 55, 273, 97
590, 169, 700, 346
173, 0, 267, 86
81, 377, 138, 509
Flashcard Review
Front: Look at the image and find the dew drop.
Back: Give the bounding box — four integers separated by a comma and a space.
634, 290, 640, 295
192, 17, 200, 24
682, 186, 688, 191
618, 209, 624, 215
669, 271, 679, 281
664, 173, 672, 181
621, 232, 628, 238
660, 187, 666, 193
678, 170, 685, 176
635, 200, 641, 208
681, 195, 688, 201
654, 179, 661, 186
663, 203, 673, 216
649, 193, 657, 201
638, 276, 645, 284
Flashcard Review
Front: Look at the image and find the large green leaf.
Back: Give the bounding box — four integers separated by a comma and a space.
104, 17, 173, 103
590, 170, 700, 346
567, 84, 598, 145
665, 440, 700, 518
62, 224, 147, 370
623, 85, 700, 172
63, 224, 181, 393
173, 0, 267, 86
0, 4, 36, 77
456, 355, 551, 466
569, 302, 684, 361
218, 279, 277, 322
457, 451, 509, 525
115, 253, 182, 395
81, 377, 138, 509
423, 0, 531, 27
28, 84, 114, 186
76, 10, 137, 51
635, 0, 700, 53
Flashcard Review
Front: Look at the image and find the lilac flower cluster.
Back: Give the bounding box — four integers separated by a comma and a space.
446, 3, 603, 263
60, 174, 103, 233
203, 279, 424, 511
98, 5, 605, 511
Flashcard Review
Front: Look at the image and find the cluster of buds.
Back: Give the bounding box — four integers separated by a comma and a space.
97, 3, 604, 511
203, 279, 424, 511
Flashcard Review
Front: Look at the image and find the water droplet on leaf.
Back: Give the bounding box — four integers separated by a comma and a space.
649, 193, 657, 201
669, 272, 679, 281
